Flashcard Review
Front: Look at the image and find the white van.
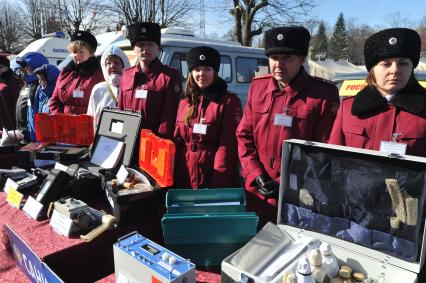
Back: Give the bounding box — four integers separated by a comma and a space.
18, 32, 70, 66
112, 28, 271, 106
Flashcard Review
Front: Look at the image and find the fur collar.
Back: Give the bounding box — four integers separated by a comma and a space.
202, 77, 228, 102
63, 56, 100, 77
351, 78, 426, 116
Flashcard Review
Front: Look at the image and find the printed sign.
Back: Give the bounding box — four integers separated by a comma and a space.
339, 80, 367, 97
6, 225, 63, 283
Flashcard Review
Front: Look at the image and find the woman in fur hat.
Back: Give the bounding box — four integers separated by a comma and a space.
174, 46, 243, 189
329, 28, 426, 157
49, 30, 104, 114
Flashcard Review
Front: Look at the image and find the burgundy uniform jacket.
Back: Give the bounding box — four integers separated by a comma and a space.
329, 81, 426, 157
0, 70, 23, 130
117, 58, 181, 139
50, 57, 104, 114
237, 68, 339, 206
174, 78, 242, 189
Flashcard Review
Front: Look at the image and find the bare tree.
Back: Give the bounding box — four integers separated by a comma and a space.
20, 0, 63, 40
418, 16, 426, 56
107, 0, 196, 28
346, 19, 375, 65
56, 0, 110, 36
0, 1, 24, 53
385, 12, 414, 28
230, 0, 316, 46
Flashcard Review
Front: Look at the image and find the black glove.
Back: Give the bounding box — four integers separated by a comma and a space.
255, 173, 279, 198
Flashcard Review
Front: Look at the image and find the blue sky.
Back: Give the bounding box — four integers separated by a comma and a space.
203, 0, 426, 38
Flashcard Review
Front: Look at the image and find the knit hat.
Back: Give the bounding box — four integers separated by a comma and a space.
264, 26, 310, 57
364, 28, 421, 71
128, 22, 161, 48
187, 46, 220, 72
0, 55, 10, 68
71, 30, 98, 51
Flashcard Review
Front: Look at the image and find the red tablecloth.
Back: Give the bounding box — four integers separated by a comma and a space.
0, 192, 221, 282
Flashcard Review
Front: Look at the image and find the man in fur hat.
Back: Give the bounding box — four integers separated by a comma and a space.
237, 26, 339, 227
117, 22, 182, 139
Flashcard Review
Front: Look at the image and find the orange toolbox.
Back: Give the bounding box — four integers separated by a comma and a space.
34, 113, 94, 146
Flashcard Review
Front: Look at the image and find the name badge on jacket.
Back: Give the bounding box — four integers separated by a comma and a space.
193, 123, 207, 135
73, 89, 84, 98
135, 89, 148, 99
274, 113, 293, 127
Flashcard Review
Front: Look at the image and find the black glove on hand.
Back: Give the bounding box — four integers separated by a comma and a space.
255, 174, 278, 198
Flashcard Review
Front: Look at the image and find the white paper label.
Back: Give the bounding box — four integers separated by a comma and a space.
110, 121, 124, 134
22, 196, 44, 220
116, 165, 129, 184
117, 272, 138, 283
135, 89, 148, 99
72, 89, 84, 98
274, 114, 293, 127
50, 209, 73, 236
54, 162, 69, 172
380, 141, 407, 156
193, 123, 207, 135
4, 178, 18, 194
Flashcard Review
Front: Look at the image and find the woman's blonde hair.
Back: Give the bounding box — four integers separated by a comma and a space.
67, 40, 95, 54
366, 69, 376, 87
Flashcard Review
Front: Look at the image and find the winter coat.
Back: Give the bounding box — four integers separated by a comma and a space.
10, 52, 48, 138
49, 56, 104, 114
236, 68, 339, 207
329, 78, 426, 157
87, 46, 130, 130
27, 64, 60, 141
174, 78, 242, 189
117, 58, 182, 139
0, 70, 23, 130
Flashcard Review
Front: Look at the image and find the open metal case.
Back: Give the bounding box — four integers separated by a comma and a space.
222, 139, 426, 283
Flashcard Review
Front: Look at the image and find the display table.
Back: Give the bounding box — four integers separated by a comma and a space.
0, 192, 222, 282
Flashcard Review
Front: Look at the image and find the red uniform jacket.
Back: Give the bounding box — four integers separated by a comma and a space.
174, 78, 242, 189
0, 70, 23, 130
329, 81, 426, 157
117, 58, 181, 139
49, 57, 104, 114
237, 68, 339, 206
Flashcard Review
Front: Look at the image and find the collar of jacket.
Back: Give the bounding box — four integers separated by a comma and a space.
265, 67, 308, 97
351, 79, 426, 116
201, 77, 228, 103
137, 57, 161, 78
63, 56, 100, 77
0, 69, 13, 84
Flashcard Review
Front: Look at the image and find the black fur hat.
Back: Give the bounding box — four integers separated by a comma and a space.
0, 55, 10, 68
128, 22, 161, 48
187, 46, 220, 72
71, 30, 98, 51
264, 26, 310, 57
364, 28, 421, 71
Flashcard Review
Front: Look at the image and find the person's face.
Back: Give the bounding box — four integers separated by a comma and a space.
372, 57, 413, 95
72, 45, 92, 64
269, 54, 305, 85
105, 56, 124, 75
191, 66, 215, 89
134, 41, 159, 65
36, 73, 47, 88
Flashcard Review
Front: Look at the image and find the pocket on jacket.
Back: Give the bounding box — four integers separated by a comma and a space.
342, 123, 369, 148
251, 95, 272, 113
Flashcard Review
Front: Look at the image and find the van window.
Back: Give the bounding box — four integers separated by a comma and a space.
219, 56, 232, 83
170, 52, 232, 83
236, 57, 269, 83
